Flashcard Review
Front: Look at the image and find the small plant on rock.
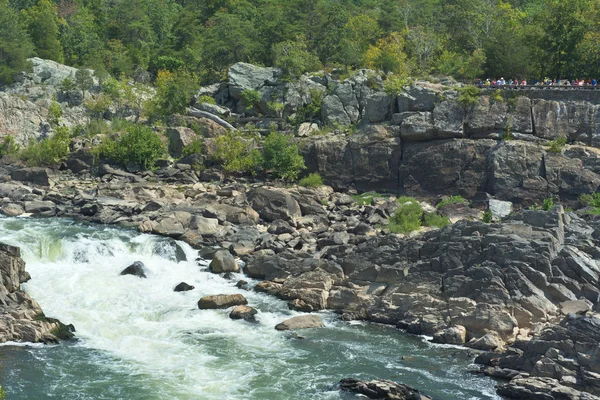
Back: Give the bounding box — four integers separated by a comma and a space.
181, 139, 203, 157
197, 95, 216, 105
20, 126, 71, 167
482, 211, 493, 223
437, 195, 468, 209
423, 212, 450, 228
388, 197, 423, 234
457, 85, 481, 107
0, 135, 20, 158
241, 89, 261, 108
547, 137, 567, 153
298, 172, 323, 187
542, 197, 555, 211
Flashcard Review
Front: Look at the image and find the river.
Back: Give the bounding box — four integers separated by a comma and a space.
0, 217, 501, 399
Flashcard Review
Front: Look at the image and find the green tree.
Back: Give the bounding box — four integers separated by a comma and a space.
148, 69, 198, 119
273, 38, 321, 79
261, 132, 305, 181
363, 32, 410, 75
20, 0, 64, 62
75, 68, 94, 98
0, 0, 33, 85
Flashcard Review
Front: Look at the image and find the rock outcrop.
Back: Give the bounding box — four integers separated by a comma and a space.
0, 243, 73, 343
338, 378, 431, 400
197, 294, 248, 309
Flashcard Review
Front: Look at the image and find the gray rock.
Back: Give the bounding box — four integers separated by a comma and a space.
209, 250, 239, 274
488, 199, 513, 218
229, 305, 258, 322
248, 187, 302, 222
166, 127, 198, 158
321, 94, 351, 126
365, 93, 393, 123
174, 282, 195, 292
228, 62, 282, 100
11, 167, 59, 187
339, 378, 431, 400
432, 325, 467, 345
120, 261, 147, 278
400, 112, 435, 141
297, 122, 319, 137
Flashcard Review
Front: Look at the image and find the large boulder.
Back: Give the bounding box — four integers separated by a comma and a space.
247, 187, 302, 222
321, 94, 351, 126
229, 305, 258, 322
274, 315, 324, 331
227, 62, 282, 100
365, 93, 393, 123
166, 127, 198, 158
197, 294, 248, 309
209, 250, 239, 274
11, 167, 59, 187
339, 378, 432, 400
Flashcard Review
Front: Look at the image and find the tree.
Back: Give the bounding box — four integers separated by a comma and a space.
363, 32, 410, 75
0, 0, 33, 85
273, 39, 321, 79
75, 68, 94, 98
147, 69, 198, 119
20, 0, 64, 62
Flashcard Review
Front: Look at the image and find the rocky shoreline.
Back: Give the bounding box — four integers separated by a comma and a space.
1, 161, 600, 399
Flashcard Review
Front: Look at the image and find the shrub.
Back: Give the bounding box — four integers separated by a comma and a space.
579, 192, 600, 208
388, 197, 423, 234
437, 195, 468, 209
147, 70, 198, 119
96, 124, 165, 169
197, 95, 216, 105
241, 89, 261, 108
181, 139, 203, 157
20, 126, 71, 166
48, 101, 62, 127
298, 172, 323, 187
482, 211, 493, 223
457, 85, 481, 107
542, 197, 555, 211
423, 212, 450, 228
547, 137, 567, 153
383, 75, 408, 96
353, 191, 387, 205
262, 132, 306, 181
268, 101, 285, 117
0, 135, 20, 158
294, 89, 323, 124
213, 132, 261, 175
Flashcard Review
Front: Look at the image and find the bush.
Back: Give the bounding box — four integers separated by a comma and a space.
353, 191, 387, 205
181, 139, 203, 157
542, 197, 555, 211
96, 124, 165, 169
437, 195, 468, 209
241, 89, 261, 108
197, 95, 216, 105
262, 132, 306, 181
547, 137, 567, 153
213, 132, 261, 175
294, 89, 323, 124
0, 135, 19, 158
457, 85, 481, 107
482, 211, 493, 223
579, 192, 600, 208
388, 197, 422, 234
20, 126, 71, 166
48, 101, 62, 127
147, 70, 198, 119
383, 75, 409, 96
298, 172, 323, 187
423, 212, 450, 228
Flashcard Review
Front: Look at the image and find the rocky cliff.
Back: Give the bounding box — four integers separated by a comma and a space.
0, 243, 72, 343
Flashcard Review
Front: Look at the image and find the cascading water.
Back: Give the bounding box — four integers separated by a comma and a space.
0, 216, 501, 399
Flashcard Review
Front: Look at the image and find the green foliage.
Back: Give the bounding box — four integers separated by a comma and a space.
0, 0, 33, 85
0, 135, 20, 158
20, 126, 70, 166
482, 211, 493, 223
437, 195, 468, 209
267, 102, 285, 117
388, 197, 423, 234
96, 124, 165, 170
148, 70, 198, 119
423, 212, 450, 229
181, 139, 203, 157
457, 86, 481, 107
0, 384, 5, 399
294, 89, 324, 124
213, 132, 261, 175
20, 0, 63, 62
261, 132, 305, 181
547, 137, 567, 153
542, 197, 555, 211
298, 172, 323, 187
75, 69, 94, 96
353, 191, 387, 206
241, 89, 261, 108
197, 95, 216, 105
273, 39, 322, 79
579, 193, 600, 208
383, 75, 408, 96
48, 101, 62, 127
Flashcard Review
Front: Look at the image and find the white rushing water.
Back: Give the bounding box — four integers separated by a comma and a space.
0, 217, 501, 400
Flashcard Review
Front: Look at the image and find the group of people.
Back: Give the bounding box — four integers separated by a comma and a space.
475, 77, 599, 87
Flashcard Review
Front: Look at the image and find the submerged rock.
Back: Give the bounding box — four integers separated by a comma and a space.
275, 315, 324, 331
197, 294, 248, 309
120, 261, 147, 278
338, 378, 432, 400
174, 282, 195, 292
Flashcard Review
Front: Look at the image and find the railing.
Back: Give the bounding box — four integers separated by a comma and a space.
479, 84, 600, 90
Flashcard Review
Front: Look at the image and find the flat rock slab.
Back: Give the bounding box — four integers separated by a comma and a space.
338, 378, 432, 400
275, 315, 324, 331
198, 294, 248, 309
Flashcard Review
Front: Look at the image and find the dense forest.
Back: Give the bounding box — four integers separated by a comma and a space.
1, 0, 599, 86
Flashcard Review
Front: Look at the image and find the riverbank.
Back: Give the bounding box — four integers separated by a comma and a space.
1, 161, 600, 399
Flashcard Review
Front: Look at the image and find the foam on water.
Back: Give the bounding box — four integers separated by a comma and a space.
0, 217, 501, 400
